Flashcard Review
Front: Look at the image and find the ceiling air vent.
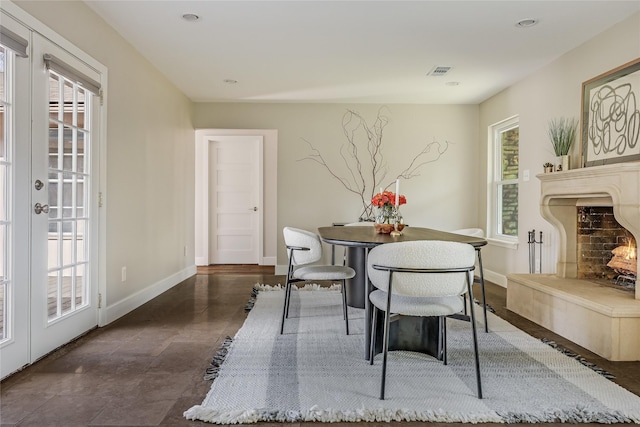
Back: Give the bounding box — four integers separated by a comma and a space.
427, 66, 452, 76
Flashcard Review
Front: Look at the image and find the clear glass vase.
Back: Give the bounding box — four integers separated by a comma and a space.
374, 205, 403, 234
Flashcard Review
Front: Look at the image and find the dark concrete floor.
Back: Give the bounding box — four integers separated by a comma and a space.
1, 267, 638, 426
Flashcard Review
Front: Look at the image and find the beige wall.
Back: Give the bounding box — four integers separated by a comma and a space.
13, 0, 637, 307
13, 1, 196, 318
479, 12, 640, 282
194, 103, 480, 268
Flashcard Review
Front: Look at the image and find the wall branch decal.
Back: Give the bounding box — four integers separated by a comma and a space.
300, 108, 449, 220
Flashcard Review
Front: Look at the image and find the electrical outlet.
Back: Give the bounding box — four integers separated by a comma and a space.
121, 266, 127, 282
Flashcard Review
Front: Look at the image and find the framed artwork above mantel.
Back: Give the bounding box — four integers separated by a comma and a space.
581, 57, 640, 167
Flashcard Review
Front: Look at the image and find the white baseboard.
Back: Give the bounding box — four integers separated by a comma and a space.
101, 265, 197, 325
196, 257, 275, 267
484, 268, 507, 288
261, 256, 276, 266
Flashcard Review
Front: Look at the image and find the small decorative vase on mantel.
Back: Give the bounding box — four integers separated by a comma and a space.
557, 155, 570, 172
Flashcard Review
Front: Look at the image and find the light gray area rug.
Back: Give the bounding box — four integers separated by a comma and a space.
184, 285, 640, 424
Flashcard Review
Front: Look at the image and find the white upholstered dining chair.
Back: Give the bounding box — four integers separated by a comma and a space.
451, 228, 488, 332
281, 227, 355, 335
367, 240, 482, 400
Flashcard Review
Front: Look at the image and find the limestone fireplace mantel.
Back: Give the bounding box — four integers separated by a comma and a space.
507, 162, 640, 361
538, 162, 640, 299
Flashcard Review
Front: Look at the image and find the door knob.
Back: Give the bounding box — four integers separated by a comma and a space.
34, 179, 44, 190
249, 207, 258, 211
34, 203, 50, 214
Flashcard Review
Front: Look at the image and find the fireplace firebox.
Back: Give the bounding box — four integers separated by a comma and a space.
577, 206, 637, 288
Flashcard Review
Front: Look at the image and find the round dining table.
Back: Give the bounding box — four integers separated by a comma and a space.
318, 225, 487, 360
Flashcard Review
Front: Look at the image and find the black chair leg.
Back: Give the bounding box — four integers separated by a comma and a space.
285, 282, 292, 318
380, 307, 391, 400
341, 282, 346, 320
369, 306, 377, 365
467, 272, 483, 399
476, 249, 488, 333
441, 316, 448, 365
342, 280, 349, 335
280, 280, 291, 335
379, 287, 394, 400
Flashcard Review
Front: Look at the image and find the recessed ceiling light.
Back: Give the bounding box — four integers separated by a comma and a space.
182, 13, 200, 22
516, 18, 538, 28
223, 79, 238, 84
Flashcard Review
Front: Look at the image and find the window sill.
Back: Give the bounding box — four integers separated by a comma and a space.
487, 237, 519, 250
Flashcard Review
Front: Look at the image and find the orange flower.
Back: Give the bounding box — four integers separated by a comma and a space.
371, 191, 407, 207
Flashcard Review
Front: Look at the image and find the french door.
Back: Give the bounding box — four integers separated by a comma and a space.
29, 34, 100, 361
0, 11, 102, 378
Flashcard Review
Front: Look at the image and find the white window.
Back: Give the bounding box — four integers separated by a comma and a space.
488, 116, 519, 245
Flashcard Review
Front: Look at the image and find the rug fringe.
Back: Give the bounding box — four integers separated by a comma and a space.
497, 406, 636, 424
183, 405, 502, 424
541, 338, 615, 379
473, 298, 495, 313
204, 336, 233, 381
184, 404, 639, 424
245, 282, 341, 312
253, 282, 341, 292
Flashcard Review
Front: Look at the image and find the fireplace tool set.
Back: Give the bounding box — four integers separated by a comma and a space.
528, 230, 543, 274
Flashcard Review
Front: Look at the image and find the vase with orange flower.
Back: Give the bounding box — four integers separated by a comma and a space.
371, 190, 406, 234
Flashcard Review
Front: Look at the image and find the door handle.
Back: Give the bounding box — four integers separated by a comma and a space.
34, 203, 50, 214
249, 207, 258, 211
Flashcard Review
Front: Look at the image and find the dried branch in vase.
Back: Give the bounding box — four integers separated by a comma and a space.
300, 108, 449, 221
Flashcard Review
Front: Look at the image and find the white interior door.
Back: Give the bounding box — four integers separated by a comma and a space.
208, 136, 262, 264
29, 34, 100, 361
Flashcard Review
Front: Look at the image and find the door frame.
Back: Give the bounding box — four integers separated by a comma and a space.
195, 129, 277, 266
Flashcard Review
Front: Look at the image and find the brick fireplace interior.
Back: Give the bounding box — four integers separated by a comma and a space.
577, 206, 637, 285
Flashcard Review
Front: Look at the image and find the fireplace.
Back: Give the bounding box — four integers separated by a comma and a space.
537, 163, 640, 297
506, 163, 640, 361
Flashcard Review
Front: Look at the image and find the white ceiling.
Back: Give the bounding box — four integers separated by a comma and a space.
84, 1, 640, 104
